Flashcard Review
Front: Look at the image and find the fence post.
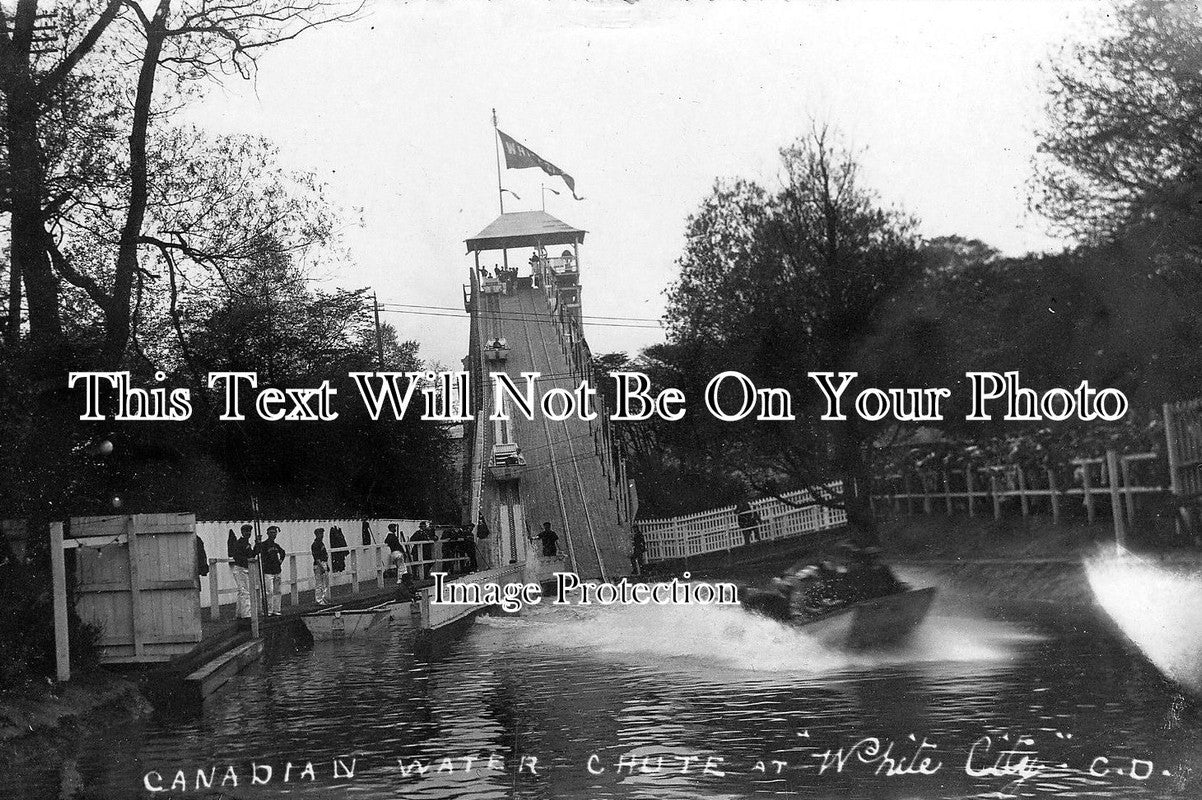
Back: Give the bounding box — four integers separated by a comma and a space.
1047, 468, 1061, 526
1106, 449, 1128, 552
350, 548, 360, 594
965, 467, 976, 517
1121, 455, 1137, 528
376, 545, 384, 589
1081, 461, 1096, 524
943, 471, 953, 515
289, 554, 299, 607
991, 474, 1002, 520
1017, 468, 1030, 517
209, 559, 221, 619
904, 472, 915, 514
1163, 401, 1188, 538
50, 522, 70, 683
922, 472, 932, 514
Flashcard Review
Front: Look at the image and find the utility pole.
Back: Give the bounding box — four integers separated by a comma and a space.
372, 292, 386, 370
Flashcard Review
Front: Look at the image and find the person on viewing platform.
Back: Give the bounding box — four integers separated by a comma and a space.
384, 523, 408, 584
255, 526, 287, 616
230, 524, 254, 627
538, 522, 559, 557
312, 528, 331, 605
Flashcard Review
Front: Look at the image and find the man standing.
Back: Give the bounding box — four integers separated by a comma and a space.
736, 499, 760, 547
384, 523, 408, 585
312, 528, 331, 605
475, 513, 492, 570
230, 524, 254, 627
256, 526, 287, 616
629, 523, 647, 577
537, 522, 559, 557
460, 524, 478, 573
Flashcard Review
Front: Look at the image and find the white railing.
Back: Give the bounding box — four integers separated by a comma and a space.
639, 485, 848, 562
542, 256, 577, 274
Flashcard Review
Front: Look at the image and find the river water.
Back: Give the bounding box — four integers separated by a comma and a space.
10, 576, 1202, 800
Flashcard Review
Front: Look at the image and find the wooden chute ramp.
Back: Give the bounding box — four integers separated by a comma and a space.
462, 211, 636, 585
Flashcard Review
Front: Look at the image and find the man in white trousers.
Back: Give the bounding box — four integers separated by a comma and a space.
229, 524, 255, 628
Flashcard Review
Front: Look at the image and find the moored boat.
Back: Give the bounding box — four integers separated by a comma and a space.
302, 601, 393, 641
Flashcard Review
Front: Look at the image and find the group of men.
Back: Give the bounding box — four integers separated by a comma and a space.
225, 518, 486, 627
383, 518, 484, 580
227, 524, 289, 628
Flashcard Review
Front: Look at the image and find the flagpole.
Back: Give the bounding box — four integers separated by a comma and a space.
492, 108, 504, 214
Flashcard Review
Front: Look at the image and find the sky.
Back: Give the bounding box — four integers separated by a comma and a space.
190, 0, 1101, 367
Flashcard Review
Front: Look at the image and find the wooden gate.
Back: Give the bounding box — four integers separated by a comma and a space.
70, 513, 202, 663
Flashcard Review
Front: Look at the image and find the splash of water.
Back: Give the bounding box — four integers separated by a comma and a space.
1085, 551, 1202, 695
475, 595, 1035, 675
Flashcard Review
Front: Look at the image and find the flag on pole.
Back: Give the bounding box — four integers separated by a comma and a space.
497, 129, 583, 200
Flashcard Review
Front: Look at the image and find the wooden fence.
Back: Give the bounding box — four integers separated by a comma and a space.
870, 450, 1165, 545
639, 486, 848, 562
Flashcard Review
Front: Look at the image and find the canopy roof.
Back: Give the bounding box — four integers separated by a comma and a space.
465, 210, 586, 253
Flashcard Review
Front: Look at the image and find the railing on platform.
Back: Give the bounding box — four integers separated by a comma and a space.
542, 256, 577, 276
639, 485, 848, 562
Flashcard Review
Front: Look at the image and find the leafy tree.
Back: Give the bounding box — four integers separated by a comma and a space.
1036, 0, 1202, 275
663, 127, 925, 543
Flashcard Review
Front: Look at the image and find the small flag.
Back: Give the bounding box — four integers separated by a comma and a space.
497, 129, 583, 200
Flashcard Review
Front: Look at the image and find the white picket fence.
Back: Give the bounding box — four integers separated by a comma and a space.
639, 485, 848, 562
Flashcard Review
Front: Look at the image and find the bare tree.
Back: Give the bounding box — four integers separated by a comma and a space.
0, 0, 358, 367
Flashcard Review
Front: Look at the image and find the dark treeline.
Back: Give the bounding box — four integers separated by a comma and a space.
608, 0, 1202, 538
0, 2, 457, 683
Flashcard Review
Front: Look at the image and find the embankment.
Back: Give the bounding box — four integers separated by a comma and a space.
0, 673, 151, 753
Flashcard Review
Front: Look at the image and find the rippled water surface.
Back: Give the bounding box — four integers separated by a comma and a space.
10, 589, 1202, 799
